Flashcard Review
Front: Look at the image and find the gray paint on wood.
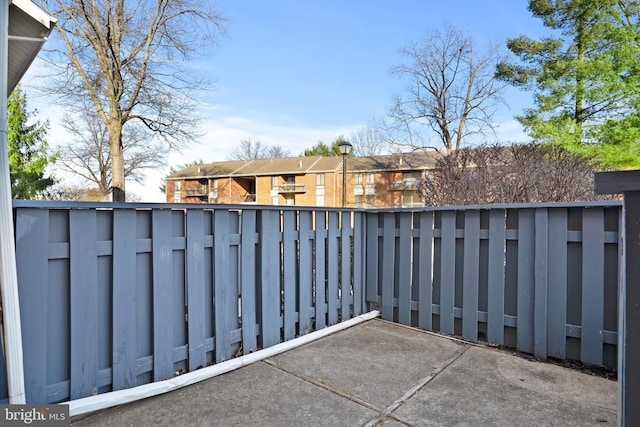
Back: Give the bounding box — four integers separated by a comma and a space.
241, 209, 258, 351
283, 210, 297, 340
581, 208, 605, 365
547, 208, 567, 359
381, 213, 395, 321
534, 208, 549, 359
214, 209, 233, 362
417, 212, 433, 330
439, 211, 456, 334
487, 209, 506, 343
314, 211, 327, 329
112, 209, 138, 389
298, 211, 313, 334
151, 210, 174, 381
365, 213, 379, 305
397, 213, 412, 325
70, 209, 99, 399
259, 210, 281, 348
340, 213, 352, 322
462, 210, 480, 339
353, 212, 364, 316
517, 209, 535, 354
15, 208, 49, 403
186, 209, 206, 370
327, 212, 339, 325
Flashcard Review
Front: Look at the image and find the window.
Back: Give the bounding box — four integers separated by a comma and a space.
174, 181, 182, 202
366, 173, 375, 185
354, 195, 363, 207
284, 194, 295, 205
316, 173, 325, 186
271, 176, 279, 189
365, 194, 375, 208
316, 194, 325, 206
355, 173, 363, 185
271, 195, 279, 205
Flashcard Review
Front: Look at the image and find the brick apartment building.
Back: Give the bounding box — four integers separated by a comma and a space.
165, 152, 440, 208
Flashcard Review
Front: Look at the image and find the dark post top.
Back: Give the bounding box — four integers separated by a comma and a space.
595, 170, 640, 194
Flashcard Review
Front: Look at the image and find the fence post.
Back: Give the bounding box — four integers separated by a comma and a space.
595, 171, 640, 427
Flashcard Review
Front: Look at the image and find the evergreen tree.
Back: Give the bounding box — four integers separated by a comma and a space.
7, 84, 56, 199
497, 0, 640, 169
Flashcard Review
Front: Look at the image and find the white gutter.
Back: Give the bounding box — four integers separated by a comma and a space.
0, 0, 26, 404
67, 310, 380, 417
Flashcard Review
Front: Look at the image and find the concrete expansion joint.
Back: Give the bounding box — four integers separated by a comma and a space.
362, 344, 471, 427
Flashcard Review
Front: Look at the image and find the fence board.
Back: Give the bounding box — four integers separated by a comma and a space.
241, 210, 258, 352
214, 209, 234, 362
259, 210, 281, 348
440, 211, 456, 334
462, 210, 480, 339
487, 209, 506, 343
70, 209, 99, 399
340, 214, 352, 322
298, 211, 313, 334
417, 212, 434, 330
353, 212, 364, 316
582, 208, 605, 365
517, 209, 535, 354
186, 209, 206, 370
112, 210, 138, 389
283, 211, 297, 340
534, 208, 549, 359
315, 211, 327, 329
327, 212, 339, 325
365, 213, 379, 306
381, 213, 395, 321
15, 209, 49, 403
398, 213, 412, 325
547, 208, 568, 359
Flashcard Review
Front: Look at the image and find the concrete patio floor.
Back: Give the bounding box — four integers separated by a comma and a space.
70, 318, 617, 426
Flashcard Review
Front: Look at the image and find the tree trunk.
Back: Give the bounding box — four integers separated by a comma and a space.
109, 126, 125, 202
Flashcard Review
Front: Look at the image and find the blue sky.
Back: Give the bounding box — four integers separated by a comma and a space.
24, 0, 551, 201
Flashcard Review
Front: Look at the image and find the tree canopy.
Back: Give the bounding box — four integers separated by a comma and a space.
303, 136, 349, 156
7, 85, 56, 199
39, 0, 226, 201
497, 0, 640, 169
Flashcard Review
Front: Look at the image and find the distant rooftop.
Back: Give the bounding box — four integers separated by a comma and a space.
167, 151, 442, 180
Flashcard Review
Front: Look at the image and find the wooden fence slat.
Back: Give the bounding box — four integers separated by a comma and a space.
581, 208, 605, 365
547, 208, 568, 359
241, 210, 258, 352
283, 211, 297, 340
487, 209, 506, 343
365, 213, 379, 307
381, 213, 396, 321
186, 209, 206, 371
417, 212, 433, 330
15, 208, 49, 403
440, 211, 456, 334
327, 212, 340, 325
517, 209, 535, 354
260, 210, 281, 348
397, 212, 412, 325
298, 211, 313, 334
70, 209, 99, 398
534, 208, 549, 359
353, 212, 364, 316
152, 209, 174, 381
315, 212, 327, 329
462, 210, 480, 339
112, 209, 138, 389
214, 209, 234, 362
340, 213, 352, 322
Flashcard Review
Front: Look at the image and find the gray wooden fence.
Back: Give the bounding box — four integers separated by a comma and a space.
365, 202, 621, 369
0, 200, 622, 404
3, 202, 364, 404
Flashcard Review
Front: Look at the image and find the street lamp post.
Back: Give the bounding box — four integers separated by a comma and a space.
338, 141, 352, 207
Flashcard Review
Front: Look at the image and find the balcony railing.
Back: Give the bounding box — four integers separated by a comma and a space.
389, 180, 419, 191
278, 184, 306, 193
185, 187, 208, 197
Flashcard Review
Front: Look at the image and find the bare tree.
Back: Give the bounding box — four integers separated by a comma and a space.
349, 126, 389, 157
227, 138, 291, 160
421, 143, 607, 206
58, 109, 165, 197
385, 25, 507, 153
38, 0, 225, 201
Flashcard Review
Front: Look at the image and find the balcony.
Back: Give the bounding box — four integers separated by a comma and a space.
184, 186, 208, 197
278, 184, 306, 194
389, 180, 419, 191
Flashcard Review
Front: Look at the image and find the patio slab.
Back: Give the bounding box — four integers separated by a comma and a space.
70, 318, 617, 426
